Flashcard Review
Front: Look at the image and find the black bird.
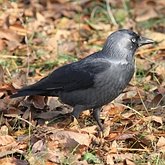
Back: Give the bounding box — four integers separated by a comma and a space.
11, 29, 154, 131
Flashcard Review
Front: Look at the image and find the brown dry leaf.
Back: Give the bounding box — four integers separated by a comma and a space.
122, 90, 138, 100
0, 135, 15, 146
157, 136, 165, 152
47, 150, 66, 164
12, 71, 27, 89
81, 126, 97, 134
28, 95, 46, 109
150, 93, 164, 107
86, 20, 111, 31
0, 157, 28, 165
0, 39, 5, 51
106, 154, 115, 165
36, 12, 46, 25
10, 23, 31, 36
0, 29, 20, 42
122, 112, 136, 119
47, 149, 86, 165
158, 86, 165, 95
103, 103, 125, 116
37, 111, 65, 120
134, 0, 159, 22
27, 153, 48, 165
0, 125, 9, 136
106, 153, 136, 165
47, 97, 72, 114
124, 159, 136, 165
115, 89, 139, 103
49, 130, 91, 149
145, 134, 156, 143
0, 136, 18, 154
106, 132, 120, 141
0, 28, 22, 50
0, 96, 13, 111
145, 31, 165, 47
47, 97, 62, 110
0, 65, 4, 86
46, 29, 71, 56
117, 133, 135, 141
155, 64, 165, 79
27, 12, 46, 32
109, 140, 118, 153
0, 83, 16, 93
32, 140, 46, 153
144, 115, 163, 125
136, 58, 151, 71
6, 2, 24, 25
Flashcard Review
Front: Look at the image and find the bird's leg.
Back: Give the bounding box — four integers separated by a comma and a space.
72, 105, 85, 119
70, 105, 85, 128
93, 108, 103, 132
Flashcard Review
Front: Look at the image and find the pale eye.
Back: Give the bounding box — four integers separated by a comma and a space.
131, 38, 136, 43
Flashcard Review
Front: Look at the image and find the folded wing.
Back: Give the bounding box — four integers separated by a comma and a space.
11, 56, 111, 98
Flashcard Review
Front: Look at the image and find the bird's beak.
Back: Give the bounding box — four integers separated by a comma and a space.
138, 36, 154, 47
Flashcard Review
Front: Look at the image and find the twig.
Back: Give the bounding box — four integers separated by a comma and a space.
117, 147, 150, 152
151, 105, 165, 110
25, 35, 31, 80
105, 0, 118, 26
137, 88, 149, 115
0, 149, 24, 158
0, 55, 26, 59
116, 103, 144, 117
4, 114, 34, 127
137, 46, 165, 55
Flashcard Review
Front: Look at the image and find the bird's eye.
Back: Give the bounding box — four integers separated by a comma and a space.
131, 38, 136, 43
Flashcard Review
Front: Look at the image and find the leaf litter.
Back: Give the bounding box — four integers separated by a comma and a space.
0, 0, 165, 164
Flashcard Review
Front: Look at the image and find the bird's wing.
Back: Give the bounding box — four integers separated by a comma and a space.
31, 57, 111, 92
11, 57, 111, 97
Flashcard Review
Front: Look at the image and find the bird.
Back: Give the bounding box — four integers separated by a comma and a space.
11, 29, 154, 131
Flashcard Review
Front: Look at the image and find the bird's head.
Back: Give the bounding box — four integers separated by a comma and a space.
102, 29, 154, 61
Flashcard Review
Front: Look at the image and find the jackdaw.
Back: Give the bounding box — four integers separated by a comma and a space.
11, 29, 154, 131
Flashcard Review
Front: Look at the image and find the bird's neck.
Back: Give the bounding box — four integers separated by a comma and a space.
101, 47, 135, 64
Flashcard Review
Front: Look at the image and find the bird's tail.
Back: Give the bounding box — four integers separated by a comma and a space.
10, 89, 44, 98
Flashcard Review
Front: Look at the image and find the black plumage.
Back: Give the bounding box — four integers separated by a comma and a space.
11, 29, 154, 130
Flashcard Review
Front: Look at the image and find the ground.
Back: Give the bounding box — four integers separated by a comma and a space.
0, 0, 165, 164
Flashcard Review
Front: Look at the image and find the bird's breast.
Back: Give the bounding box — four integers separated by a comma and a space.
93, 63, 134, 106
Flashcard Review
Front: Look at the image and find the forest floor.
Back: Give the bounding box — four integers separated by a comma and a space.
0, 0, 165, 164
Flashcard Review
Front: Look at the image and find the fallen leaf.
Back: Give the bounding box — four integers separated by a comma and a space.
135, 0, 158, 22
157, 136, 165, 152
0, 157, 28, 165
36, 111, 66, 120
106, 153, 137, 165
32, 140, 46, 153
81, 126, 97, 134
117, 133, 135, 140
10, 23, 31, 36
28, 95, 46, 109
47, 150, 66, 164
155, 64, 165, 79
103, 103, 125, 116
145, 31, 165, 47
124, 159, 136, 165
12, 71, 27, 89
0, 125, 8, 136
144, 115, 163, 125
0, 39, 6, 51
49, 130, 91, 149
0, 135, 15, 146
0, 65, 4, 87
